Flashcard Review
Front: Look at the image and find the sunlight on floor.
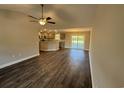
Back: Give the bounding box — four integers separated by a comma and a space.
69, 49, 85, 65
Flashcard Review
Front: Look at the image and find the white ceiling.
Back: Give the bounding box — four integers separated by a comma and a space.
0, 4, 97, 29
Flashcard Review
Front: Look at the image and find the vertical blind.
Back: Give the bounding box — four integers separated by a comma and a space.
65, 32, 90, 50
71, 35, 85, 49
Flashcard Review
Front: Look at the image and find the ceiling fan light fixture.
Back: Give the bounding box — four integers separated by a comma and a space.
39, 19, 46, 25
28, 5, 55, 25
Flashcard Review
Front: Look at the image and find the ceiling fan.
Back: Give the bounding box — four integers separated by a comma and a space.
28, 4, 55, 25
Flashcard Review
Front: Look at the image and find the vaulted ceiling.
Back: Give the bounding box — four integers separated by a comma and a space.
0, 4, 97, 29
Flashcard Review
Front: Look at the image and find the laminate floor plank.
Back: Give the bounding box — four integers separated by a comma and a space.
0, 49, 92, 88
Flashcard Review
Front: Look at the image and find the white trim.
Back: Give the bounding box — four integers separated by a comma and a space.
0, 53, 39, 69
89, 51, 95, 88
40, 48, 59, 51
89, 28, 95, 88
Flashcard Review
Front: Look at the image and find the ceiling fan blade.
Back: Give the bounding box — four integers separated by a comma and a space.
28, 15, 39, 20
46, 17, 52, 20
29, 20, 38, 22
47, 21, 55, 24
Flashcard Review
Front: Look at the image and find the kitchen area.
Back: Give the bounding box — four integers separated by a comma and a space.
39, 30, 65, 52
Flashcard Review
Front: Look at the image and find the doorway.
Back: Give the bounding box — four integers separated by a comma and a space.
65, 31, 90, 50
71, 35, 85, 49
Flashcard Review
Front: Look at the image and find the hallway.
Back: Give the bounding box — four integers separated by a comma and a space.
0, 49, 92, 88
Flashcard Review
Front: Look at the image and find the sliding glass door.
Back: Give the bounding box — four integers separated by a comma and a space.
71, 35, 85, 49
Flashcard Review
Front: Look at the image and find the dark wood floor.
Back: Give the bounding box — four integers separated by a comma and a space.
0, 49, 92, 88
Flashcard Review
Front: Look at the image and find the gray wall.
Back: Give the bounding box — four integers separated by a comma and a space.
0, 9, 41, 68
90, 5, 124, 87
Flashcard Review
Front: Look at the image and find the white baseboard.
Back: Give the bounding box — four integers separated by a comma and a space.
0, 53, 39, 69
89, 51, 95, 88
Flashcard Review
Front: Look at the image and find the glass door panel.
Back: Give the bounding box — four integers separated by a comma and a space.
71, 35, 84, 49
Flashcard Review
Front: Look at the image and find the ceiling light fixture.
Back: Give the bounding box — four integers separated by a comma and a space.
39, 19, 46, 25
28, 4, 55, 25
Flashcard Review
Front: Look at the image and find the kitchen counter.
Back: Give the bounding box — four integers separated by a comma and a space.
39, 40, 59, 51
